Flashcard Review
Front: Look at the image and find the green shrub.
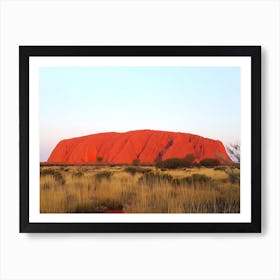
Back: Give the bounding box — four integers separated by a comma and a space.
124, 166, 138, 176
184, 153, 195, 165
200, 158, 220, 167
97, 156, 103, 162
156, 158, 192, 169
132, 159, 140, 165
124, 166, 151, 176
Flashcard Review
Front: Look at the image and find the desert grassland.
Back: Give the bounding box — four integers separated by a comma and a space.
40, 164, 240, 213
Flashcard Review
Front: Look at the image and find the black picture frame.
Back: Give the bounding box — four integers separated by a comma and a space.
19, 46, 261, 233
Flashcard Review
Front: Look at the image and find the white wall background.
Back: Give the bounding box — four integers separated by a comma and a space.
0, 0, 279, 279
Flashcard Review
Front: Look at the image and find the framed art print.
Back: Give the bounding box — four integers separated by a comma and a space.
19, 46, 261, 233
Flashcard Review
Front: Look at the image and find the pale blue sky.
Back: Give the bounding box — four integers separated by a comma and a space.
40, 66, 240, 161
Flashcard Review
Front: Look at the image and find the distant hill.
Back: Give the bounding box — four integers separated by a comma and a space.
47, 129, 232, 164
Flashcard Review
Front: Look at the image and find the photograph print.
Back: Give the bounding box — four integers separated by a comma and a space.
20, 46, 261, 232
40, 65, 240, 214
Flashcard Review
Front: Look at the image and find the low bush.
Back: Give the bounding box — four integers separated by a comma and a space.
160, 168, 167, 171
193, 163, 201, 168
124, 166, 151, 176
156, 157, 192, 169
132, 159, 140, 165
97, 156, 103, 162
200, 158, 220, 167
124, 166, 138, 175
184, 153, 195, 164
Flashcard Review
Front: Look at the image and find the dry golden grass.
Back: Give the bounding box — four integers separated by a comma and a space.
40, 165, 240, 213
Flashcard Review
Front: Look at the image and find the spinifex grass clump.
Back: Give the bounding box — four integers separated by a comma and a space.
72, 171, 84, 178
138, 172, 173, 187
226, 170, 240, 184
188, 173, 211, 183
40, 168, 65, 185
95, 171, 112, 181
172, 173, 212, 187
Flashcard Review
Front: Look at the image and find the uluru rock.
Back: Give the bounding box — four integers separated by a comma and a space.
47, 130, 232, 164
